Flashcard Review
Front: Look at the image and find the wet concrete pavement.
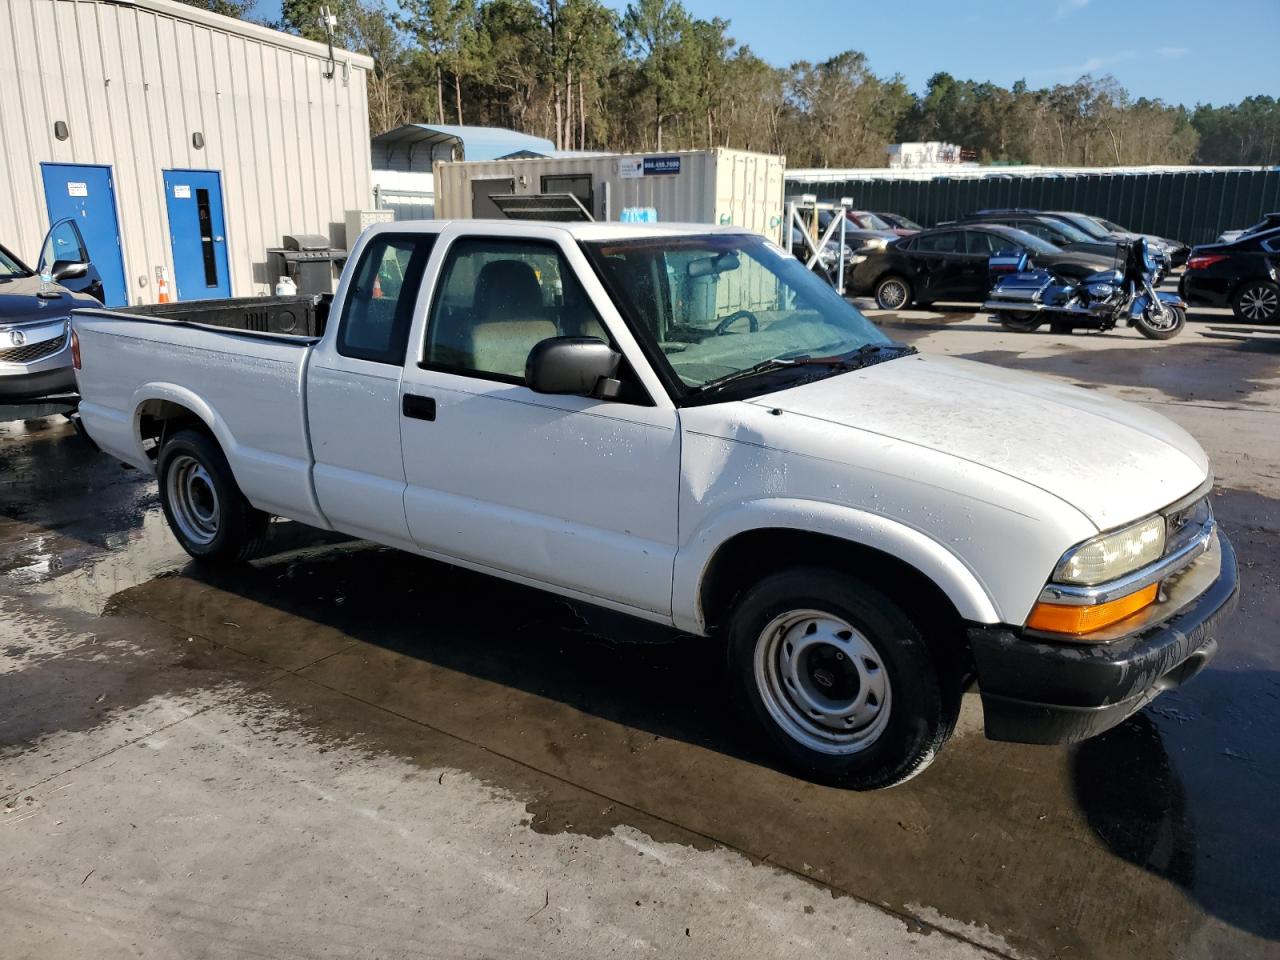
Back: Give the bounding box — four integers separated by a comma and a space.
2, 304, 1279, 959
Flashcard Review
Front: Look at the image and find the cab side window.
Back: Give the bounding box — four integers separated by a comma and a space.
337, 234, 435, 364
423, 238, 608, 381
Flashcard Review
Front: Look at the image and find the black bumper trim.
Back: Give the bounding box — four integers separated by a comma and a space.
969, 531, 1239, 745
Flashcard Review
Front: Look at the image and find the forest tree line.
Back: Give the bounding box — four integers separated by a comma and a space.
187, 0, 1280, 168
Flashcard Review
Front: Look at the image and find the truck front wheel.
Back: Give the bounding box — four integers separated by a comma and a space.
727, 568, 959, 789
157, 428, 268, 563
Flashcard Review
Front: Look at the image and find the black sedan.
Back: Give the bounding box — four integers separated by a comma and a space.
847, 224, 1113, 310
1179, 226, 1280, 323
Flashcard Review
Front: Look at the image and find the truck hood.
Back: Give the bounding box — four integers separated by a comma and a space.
746, 353, 1208, 530
0, 275, 96, 325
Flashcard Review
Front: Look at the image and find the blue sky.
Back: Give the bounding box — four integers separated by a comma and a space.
253, 0, 1275, 107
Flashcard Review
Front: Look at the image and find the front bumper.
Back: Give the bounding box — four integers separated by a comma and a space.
0, 319, 75, 401
968, 529, 1239, 745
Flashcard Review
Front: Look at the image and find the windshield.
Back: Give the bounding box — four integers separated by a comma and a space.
0, 244, 31, 279
994, 228, 1061, 255
1053, 214, 1111, 240
584, 233, 893, 393
885, 214, 922, 231
1096, 217, 1131, 234
856, 212, 894, 230
1043, 219, 1095, 243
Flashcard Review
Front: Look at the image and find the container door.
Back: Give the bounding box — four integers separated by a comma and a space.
163, 170, 231, 300
470, 178, 514, 218
39, 163, 129, 307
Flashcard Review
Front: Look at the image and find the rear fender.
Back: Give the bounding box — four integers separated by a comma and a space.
129, 382, 229, 465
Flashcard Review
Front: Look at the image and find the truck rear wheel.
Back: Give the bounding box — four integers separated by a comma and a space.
726, 568, 959, 789
157, 428, 268, 563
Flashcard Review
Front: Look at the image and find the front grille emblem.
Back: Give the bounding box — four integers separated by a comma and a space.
9, 330, 26, 347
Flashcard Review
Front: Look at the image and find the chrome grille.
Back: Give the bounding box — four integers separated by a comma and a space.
0, 334, 67, 364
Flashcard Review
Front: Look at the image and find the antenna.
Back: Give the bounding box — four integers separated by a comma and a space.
319, 5, 338, 79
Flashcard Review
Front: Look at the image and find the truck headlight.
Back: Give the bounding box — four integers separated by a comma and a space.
1052, 515, 1166, 586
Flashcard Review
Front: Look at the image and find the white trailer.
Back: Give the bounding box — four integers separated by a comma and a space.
433, 149, 786, 243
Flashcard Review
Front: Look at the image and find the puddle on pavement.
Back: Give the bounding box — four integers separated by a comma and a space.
956, 339, 1280, 405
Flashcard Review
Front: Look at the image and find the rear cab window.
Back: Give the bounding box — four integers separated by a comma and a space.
337, 233, 436, 364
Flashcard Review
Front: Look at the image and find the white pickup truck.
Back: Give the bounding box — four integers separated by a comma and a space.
72, 220, 1238, 788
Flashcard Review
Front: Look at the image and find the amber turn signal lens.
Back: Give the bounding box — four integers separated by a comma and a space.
1026, 583, 1159, 636
70, 328, 81, 370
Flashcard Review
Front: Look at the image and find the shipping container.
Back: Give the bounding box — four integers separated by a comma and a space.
433, 149, 787, 243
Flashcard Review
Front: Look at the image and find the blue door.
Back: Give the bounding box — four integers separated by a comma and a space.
40, 163, 129, 307
163, 170, 231, 300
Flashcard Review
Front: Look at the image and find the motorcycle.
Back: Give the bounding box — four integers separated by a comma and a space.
982, 238, 1187, 340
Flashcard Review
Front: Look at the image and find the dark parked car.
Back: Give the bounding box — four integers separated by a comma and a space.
1217, 212, 1280, 244
1046, 212, 1189, 267
873, 212, 924, 233
847, 224, 1113, 309
1179, 226, 1280, 323
1, 219, 104, 401
952, 211, 1122, 261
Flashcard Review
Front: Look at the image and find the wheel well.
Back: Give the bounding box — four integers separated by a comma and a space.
136, 399, 208, 461
699, 529, 971, 668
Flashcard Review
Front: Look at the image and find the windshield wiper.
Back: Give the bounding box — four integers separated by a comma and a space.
694, 343, 915, 396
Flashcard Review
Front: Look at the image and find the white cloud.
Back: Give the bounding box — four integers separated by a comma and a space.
1031, 49, 1137, 79
1055, 0, 1090, 18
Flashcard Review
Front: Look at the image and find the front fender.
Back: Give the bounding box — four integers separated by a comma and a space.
671, 498, 1001, 634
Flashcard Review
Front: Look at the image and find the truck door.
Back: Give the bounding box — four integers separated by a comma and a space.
306, 230, 437, 549
163, 170, 232, 300
39, 163, 129, 307
397, 231, 680, 617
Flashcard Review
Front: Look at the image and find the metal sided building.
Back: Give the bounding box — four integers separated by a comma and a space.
433, 149, 787, 243
0, 0, 374, 306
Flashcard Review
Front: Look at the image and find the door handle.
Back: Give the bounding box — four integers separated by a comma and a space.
402, 393, 436, 421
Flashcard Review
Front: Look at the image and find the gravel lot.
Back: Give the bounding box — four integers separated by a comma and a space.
3, 292, 1278, 960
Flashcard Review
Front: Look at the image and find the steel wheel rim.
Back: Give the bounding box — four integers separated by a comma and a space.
166, 453, 220, 546
878, 280, 907, 309
753, 609, 892, 755
1240, 286, 1278, 320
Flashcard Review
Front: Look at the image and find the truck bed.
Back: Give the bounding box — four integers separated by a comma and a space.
71, 302, 328, 527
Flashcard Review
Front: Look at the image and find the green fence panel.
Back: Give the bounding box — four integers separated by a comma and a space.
792, 169, 1280, 245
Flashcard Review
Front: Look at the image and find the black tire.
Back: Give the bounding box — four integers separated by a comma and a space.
1232, 281, 1279, 323
1134, 304, 1186, 340
726, 568, 960, 790
874, 275, 912, 310
157, 428, 269, 563
998, 312, 1043, 332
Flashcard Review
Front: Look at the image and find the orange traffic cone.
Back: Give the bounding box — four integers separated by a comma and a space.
372, 275, 383, 299
156, 266, 171, 304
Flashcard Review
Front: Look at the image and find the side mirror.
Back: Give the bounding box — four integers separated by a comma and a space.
525, 337, 622, 397
51, 260, 88, 281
